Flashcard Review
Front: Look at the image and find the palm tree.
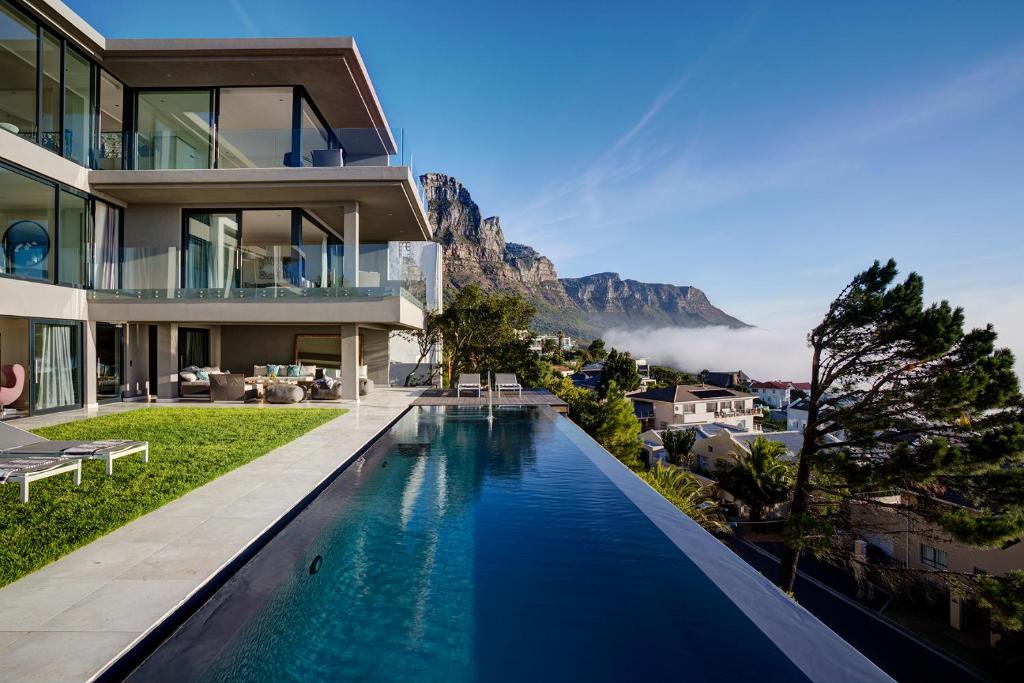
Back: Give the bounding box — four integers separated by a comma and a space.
715, 436, 794, 523
662, 428, 697, 468
642, 463, 728, 534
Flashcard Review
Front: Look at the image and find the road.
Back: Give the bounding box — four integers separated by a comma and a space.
723, 538, 989, 683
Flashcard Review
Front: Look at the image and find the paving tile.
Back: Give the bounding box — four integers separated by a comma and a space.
33, 542, 167, 580
114, 543, 236, 581
0, 579, 107, 630
37, 579, 197, 632
3, 630, 139, 683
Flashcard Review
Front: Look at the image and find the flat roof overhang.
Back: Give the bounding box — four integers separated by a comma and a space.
88, 294, 425, 329
101, 38, 393, 149
87, 166, 430, 241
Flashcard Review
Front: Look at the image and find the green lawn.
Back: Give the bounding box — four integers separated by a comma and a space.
0, 407, 344, 587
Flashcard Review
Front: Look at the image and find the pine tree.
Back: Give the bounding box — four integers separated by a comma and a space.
777, 260, 1024, 605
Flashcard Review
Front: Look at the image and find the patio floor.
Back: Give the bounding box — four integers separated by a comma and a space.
0, 388, 422, 683
412, 387, 568, 413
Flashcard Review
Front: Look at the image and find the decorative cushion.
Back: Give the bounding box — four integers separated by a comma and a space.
286, 364, 301, 378
265, 382, 306, 404
266, 364, 281, 377
299, 365, 316, 377
179, 371, 198, 382
254, 365, 267, 377
195, 369, 209, 381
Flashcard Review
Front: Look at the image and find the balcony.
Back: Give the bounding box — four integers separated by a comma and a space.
91, 127, 424, 206
87, 242, 440, 327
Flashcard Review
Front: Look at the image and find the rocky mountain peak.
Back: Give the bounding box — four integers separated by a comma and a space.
420, 172, 747, 337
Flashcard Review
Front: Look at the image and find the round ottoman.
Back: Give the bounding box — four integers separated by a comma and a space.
264, 383, 306, 404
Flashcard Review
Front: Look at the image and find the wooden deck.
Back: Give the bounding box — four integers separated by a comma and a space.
412, 388, 569, 413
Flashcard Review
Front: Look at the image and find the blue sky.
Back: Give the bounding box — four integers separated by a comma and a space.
76, 0, 1024, 376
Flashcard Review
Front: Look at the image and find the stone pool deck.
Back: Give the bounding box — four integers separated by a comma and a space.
0, 388, 422, 683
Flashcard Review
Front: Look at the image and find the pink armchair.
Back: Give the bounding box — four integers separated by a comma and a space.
1, 364, 26, 415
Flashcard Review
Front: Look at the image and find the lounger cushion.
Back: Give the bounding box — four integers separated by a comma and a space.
179, 380, 210, 387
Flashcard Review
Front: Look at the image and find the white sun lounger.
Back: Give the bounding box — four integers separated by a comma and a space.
494, 373, 523, 397
0, 422, 149, 476
0, 457, 82, 503
457, 373, 482, 397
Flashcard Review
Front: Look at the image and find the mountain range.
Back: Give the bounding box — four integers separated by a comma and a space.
420, 172, 748, 339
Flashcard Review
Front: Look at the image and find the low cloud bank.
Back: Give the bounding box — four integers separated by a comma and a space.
604, 325, 813, 382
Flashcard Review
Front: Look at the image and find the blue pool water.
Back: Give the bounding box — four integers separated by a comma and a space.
128, 407, 878, 682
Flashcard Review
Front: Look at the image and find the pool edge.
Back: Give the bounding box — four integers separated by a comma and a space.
91, 406, 415, 683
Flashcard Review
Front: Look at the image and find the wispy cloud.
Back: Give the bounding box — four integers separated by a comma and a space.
506, 44, 1024, 273
227, 0, 262, 37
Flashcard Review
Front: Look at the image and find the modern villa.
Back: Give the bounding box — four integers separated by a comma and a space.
0, 0, 439, 416
0, 3, 910, 683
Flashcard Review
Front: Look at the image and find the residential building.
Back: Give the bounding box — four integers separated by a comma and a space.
0, 0, 438, 415
691, 426, 802, 473
850, 489, 1024, 637
701, 370, 751, 388
751, 380, 794, 409
788, 398, 810, 432
527, 332, 572, 353
629, 385, 760, 431
570, 361, 604, 391
635, 356, 656, 388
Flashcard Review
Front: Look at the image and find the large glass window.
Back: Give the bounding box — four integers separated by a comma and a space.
299, 94, 331, 167
135, 90, 213, 169
32, 320, 81, 413
63, 45, 94, 165
0, 0, 37, 140
179, 327, 209, 369
184, 211, 240, 289
96, 71, 125, 169
0, 165, 56, 281
39, 29, 61, 152
96, 322, 123, 402
92, 199, 120, 288
218, 87, 293, 169
57, 189, 87, 286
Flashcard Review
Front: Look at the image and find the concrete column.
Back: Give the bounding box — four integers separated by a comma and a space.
340, 323, 360, 402
343, 202, 360, 287
156, 323, 179, 399
83, 320, 98, 410
210, 325, 223, 369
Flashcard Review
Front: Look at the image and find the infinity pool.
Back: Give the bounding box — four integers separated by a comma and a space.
127, 406, 888, 682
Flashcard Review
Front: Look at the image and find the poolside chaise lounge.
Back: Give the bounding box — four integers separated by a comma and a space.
457, 373, 482, 397
0, 422, 149, 477
0, 457, 82, 503
494, 373, 523, 397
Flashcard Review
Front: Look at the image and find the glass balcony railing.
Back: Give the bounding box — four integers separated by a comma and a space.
91, 127, 424, 207
89, 242, 441, 310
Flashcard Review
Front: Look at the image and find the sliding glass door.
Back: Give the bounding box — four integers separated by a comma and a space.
179, 327, 209, 369
31, 320, 82, 414
184, 212, 240, 290
96, 322, 123, 403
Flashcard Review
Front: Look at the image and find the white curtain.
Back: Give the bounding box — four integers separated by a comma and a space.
93, 201, 120, 288
35, 325, 76, 411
